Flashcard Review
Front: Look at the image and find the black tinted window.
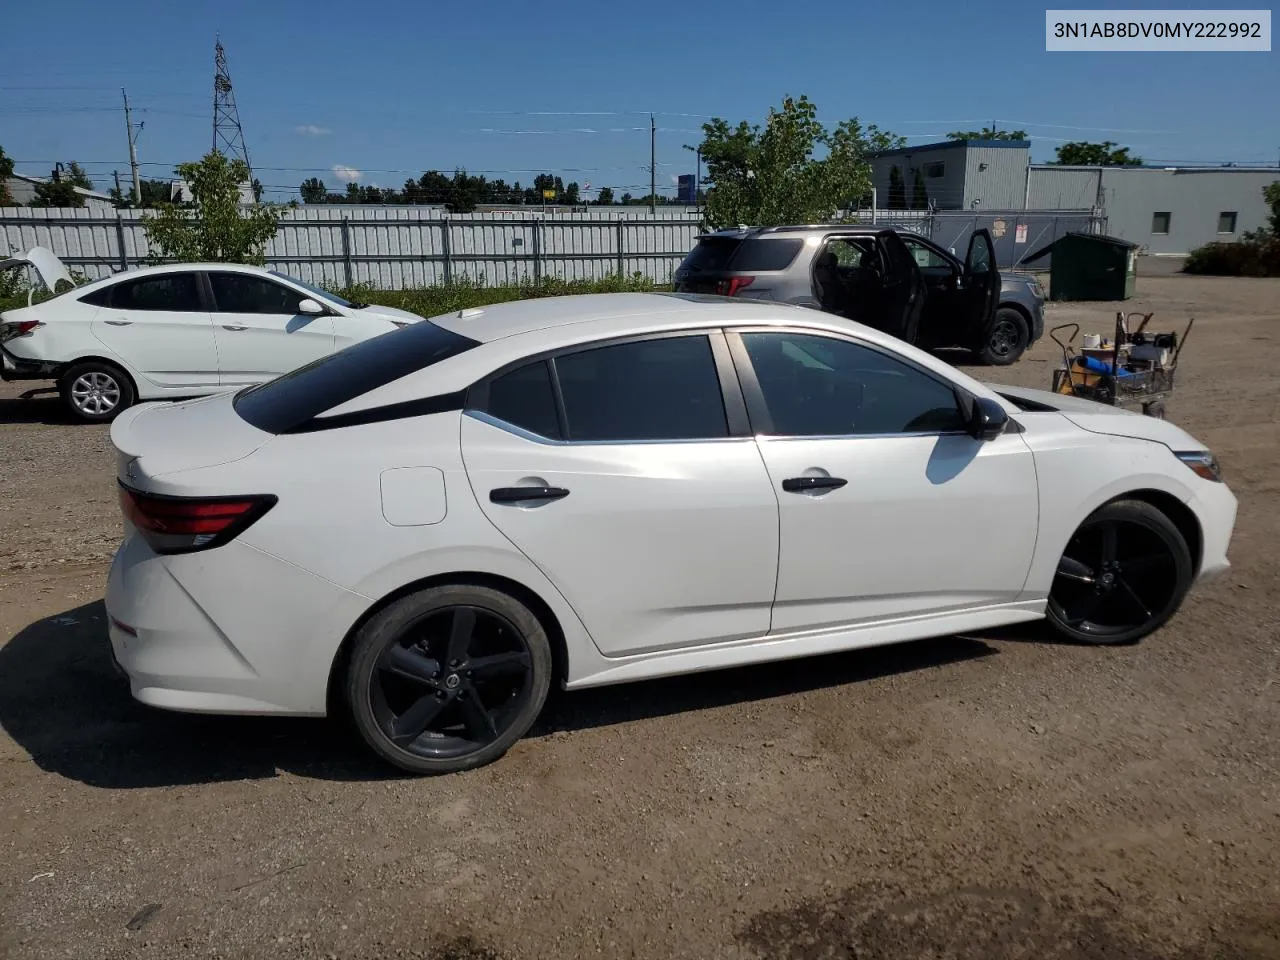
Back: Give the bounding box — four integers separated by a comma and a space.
730, 239, 803, 271
78, 286, 113, 307
108, 273, 202, 312
483, 361, 562, 440
210, 273, 305, 314
555, 335, 727, 442
741, 332, 965, 436
679, 237, 740, 273
233, 321, 478, 434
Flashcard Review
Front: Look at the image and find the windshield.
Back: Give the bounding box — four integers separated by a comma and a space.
269, 271, 363, 309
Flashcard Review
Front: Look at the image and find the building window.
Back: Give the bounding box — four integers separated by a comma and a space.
1217, 211, 1238, 234
923, 162, 945, 179
1151, 212, 1171, 235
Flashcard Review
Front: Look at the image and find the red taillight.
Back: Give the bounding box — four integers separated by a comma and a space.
16, 320, 43, 335
118, 484, 276, 554
1, 319, 43, 340
714, 276, 755, 297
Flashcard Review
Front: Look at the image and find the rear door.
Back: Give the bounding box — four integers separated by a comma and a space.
89, 271, 219, 388
206, 271, 336, 387
876, 230, 925, 345
962, 229, 1000, 342
461, 331, 780, 657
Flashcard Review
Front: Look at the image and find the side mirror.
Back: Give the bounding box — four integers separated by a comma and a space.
298, 298, 325, 316
967, 396, 1009, 441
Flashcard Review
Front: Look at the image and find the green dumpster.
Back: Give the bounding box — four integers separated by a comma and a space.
1022, 232, 1138, 302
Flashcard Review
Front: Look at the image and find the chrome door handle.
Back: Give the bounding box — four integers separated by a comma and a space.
103, 319, 132, 326
221, 324, 248, 331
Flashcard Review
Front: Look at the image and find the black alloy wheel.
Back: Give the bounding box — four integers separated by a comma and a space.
1046, 499, 1193, 646
346, 585, 552, 774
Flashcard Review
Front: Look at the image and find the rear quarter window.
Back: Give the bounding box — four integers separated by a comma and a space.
233, 320, 478, 433
729, 239, 804, 271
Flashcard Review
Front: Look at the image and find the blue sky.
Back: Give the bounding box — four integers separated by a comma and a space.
2, 0, 1276, 201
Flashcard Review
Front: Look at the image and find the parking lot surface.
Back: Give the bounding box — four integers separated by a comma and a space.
2, 270, 1278, 960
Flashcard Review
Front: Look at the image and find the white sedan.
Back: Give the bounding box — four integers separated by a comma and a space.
0, 254, 425, 422
103, 293, 1237, 775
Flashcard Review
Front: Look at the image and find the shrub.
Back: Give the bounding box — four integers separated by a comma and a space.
336, 272, 663, 318
1184, 235, 1280, 277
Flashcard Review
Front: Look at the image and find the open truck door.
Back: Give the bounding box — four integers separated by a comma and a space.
876, 229, 925, 346
962, 229, 1000, 344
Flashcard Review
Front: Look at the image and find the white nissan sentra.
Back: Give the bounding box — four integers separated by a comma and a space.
104, 293, 1237, 775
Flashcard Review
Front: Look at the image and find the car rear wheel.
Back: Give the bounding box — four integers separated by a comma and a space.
345, 584, 553, 775
977, 308, 1029, 366
1046, 499, 1193, 646
59, 361, 135, 423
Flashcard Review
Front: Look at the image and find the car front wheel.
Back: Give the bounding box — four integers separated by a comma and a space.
1046, 499, 1194, 645
59, 361, 135, 423
977, 308, 1030, 366
345, 584, 553, 775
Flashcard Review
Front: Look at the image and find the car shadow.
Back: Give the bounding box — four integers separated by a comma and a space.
0, 392, 80, 425
1, 600, 1004, 789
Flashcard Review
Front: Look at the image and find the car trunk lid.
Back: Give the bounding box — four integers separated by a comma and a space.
111, 391, 274, 486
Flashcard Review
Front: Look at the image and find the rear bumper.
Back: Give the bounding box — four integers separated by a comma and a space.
105, 533, 357, 716
0, 343, 59, 381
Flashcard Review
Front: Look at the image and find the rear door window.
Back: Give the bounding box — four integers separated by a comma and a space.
483, 360, 563, 440
554, 335, 728, 442
107, 273, 203, 312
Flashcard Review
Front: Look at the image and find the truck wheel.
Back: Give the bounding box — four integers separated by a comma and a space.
977, 308, 1030, 366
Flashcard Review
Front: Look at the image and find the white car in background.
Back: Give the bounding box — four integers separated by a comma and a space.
104, 292, 1237, 775
0, 253, 426, 422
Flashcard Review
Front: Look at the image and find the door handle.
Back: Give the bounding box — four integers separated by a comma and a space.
103, 319, 132, 326
781, 476, 847, 493
221, 324, 249, 331
489, 486, 570, 504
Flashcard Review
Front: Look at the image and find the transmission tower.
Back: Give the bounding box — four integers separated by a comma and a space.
211, 37, 252, 178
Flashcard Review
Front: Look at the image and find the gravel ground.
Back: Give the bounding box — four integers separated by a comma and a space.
1, 270, 1278, 960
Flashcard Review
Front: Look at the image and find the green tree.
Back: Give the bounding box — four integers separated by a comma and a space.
110, 178, 173, 208
888, 165, 906, 209
620, 192, 633, 205
697, 94, 903, 229
596, 186, 615, 205
1265, 181, 1280, 236
252, 178, 264, 202
299, 177, 327, 203
563, 181, 580, 205
66, 162, 94, 190
946, 126, 1027, 141
0, 146, 14, 205
142, 151, 285, 265
1053, 140, 1143, 166
31, 175, 83, 208
911, 168, 928, 208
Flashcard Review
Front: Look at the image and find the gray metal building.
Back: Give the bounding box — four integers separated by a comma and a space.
1028, 165, 1278, 255
869, 139, 1278, 255
869, 139, 1032, 211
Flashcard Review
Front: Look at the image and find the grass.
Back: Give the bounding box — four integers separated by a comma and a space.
1, 273, 668, 318
336, 272, 665, 317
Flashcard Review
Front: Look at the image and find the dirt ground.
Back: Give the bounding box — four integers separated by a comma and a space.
2, 266, 1279, 960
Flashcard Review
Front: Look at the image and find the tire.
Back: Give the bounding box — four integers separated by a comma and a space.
1046, 499, 1194, 646
59, 361, 135, 423
977, 308, 1030, 366
345, 584, 553, 775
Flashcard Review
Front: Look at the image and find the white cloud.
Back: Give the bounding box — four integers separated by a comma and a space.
332, 165, 362, 183
295, 124, 331, 136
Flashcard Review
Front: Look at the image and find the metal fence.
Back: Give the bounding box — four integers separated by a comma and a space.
1, 206, 1104, 290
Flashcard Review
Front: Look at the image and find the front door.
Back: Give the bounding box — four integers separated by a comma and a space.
962, 229, 1000, 343
899, 233, 963, 348
728, 328, 1038, 633
461, 332, 780, 657
89, 271, 219, 388
206, 271, 336, 386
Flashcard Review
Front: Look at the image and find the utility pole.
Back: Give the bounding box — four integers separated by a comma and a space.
649, 113, 656, 214
122, 89, 141, 205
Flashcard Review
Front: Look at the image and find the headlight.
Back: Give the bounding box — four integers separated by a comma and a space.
1175, 450, 1223, 482
1026, 279, 1045, 299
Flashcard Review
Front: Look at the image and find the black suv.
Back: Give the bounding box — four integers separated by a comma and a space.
673, 225, 1045, 365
